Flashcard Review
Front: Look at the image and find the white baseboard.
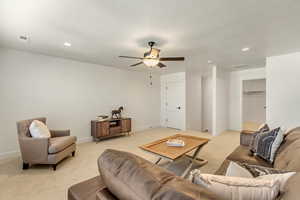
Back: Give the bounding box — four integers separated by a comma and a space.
133, 126, 148, 132
77, 136, 93, 144
133, 125, 161, 133
0, 150, 20, 160
0, 126, 162, 160
149, 125, 163, 129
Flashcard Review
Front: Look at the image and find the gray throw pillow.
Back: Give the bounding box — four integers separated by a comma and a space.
249, 124, 270, 153
236, 162, 292, 177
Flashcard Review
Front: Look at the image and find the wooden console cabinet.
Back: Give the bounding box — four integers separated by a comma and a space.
91, 118, 131, 141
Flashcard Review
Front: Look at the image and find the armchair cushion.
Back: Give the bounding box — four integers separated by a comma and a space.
48, 136, 77, 154
50, 129, 71, 137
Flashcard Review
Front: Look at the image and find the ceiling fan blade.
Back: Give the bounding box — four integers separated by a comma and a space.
160, 57, 185, 61
130, 62, 143, 67
119, 56, 143, 59
158, 62, 167, 68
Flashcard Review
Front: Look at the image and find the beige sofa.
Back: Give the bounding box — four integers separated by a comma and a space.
68, 128, 300, 200
17, 117, 77, 170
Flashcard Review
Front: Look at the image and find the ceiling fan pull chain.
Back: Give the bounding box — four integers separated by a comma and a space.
149, 72, 153, 86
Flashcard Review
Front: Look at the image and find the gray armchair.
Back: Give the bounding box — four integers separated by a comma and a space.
16, 117, 77, 170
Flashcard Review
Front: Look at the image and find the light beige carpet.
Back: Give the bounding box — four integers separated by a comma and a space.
0, 128, 239, 200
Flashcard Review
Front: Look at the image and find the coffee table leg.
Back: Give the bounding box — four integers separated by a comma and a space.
192, 145, 202, 159
181, 145, 208, 177
181, 161, 193, 178
155, 157, 162, 164
187, 145, 208, 164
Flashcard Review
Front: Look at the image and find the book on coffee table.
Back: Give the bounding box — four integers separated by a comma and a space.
166, 139, 185, 147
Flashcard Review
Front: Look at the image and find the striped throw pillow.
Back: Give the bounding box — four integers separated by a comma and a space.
249, 123, 270, 153
256, 127, 281, 162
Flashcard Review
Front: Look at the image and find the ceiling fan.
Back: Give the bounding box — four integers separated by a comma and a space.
119, 41, 185, 68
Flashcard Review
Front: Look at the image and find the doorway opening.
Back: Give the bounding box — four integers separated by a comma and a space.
242, 79, 266, 131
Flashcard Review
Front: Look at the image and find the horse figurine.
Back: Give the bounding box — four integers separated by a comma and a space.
111, 106, 124, 119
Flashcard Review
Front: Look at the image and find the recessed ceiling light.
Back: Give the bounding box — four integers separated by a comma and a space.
242, 47, 250, 52
64, 42, 71, 47
208, 60, 212, 64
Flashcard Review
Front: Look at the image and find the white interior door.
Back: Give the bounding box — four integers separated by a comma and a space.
165, 80, 185, 130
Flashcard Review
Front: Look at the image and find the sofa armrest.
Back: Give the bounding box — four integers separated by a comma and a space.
18, 137, 49, 163
50, 129, 70, 137
68, 176, 109, 200
240, 131, 256, 146
96, 188, 118, 200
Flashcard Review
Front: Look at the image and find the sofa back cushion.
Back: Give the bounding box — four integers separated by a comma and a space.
98, 149, 219, 200
284, 127, 300, 142
274, 139, 300, 171
274, 128, 300, 171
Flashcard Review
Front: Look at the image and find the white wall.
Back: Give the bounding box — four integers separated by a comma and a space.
266, 52, 300, 129
201, 73, 213, 132
186, 70, 202, 131
243, 79, 266, 92
0, 48, 161, 158
184, 55, 215, 132
229, 68, 266, 130
184, 63, 229, 135
214, 67, 230, 135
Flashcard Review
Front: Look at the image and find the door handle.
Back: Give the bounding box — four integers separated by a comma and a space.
177, 106, 181, 110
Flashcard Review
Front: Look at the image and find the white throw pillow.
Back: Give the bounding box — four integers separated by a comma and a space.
226, 161, 253, 178
189, 169, 280, 200
29, 120, 51, 138
257, 172, 296, 192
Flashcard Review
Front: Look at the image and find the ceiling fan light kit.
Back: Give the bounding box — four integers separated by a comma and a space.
143, 58, 159, 67
119, 41, 185, 68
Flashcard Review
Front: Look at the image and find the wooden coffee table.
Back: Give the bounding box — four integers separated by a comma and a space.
140, 134, 210, 177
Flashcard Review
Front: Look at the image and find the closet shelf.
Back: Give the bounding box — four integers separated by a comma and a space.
243, 91, 265, 95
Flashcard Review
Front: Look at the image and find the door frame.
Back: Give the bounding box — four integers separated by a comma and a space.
160, 72, 186, 130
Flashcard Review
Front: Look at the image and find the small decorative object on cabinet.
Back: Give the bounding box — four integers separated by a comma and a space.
111, 106, 124, 119
91, 118, 131, 142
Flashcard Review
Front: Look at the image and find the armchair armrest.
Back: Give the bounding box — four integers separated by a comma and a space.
50, 129, 70, 137
18, 137, 49, 163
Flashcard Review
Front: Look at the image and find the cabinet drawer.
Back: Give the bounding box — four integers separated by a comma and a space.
110, 126, 122, 135
97, 121, 109, 137
121, 119, 131, 132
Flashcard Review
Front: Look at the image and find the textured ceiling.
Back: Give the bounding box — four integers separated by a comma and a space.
1, 0, 300, 73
